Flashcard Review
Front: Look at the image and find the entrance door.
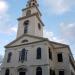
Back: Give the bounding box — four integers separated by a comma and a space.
19, 72, 26, 75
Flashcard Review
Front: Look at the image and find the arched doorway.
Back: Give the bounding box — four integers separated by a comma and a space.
36, 67, 42, 75
18, 67, 27, 75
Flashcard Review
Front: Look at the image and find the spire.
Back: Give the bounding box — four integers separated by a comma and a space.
26, 0, 39, 7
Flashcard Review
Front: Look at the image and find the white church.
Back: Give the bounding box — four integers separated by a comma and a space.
0, 0, 75, 75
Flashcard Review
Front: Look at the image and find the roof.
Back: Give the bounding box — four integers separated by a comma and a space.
5, 34, 74, 59
5, 34, 48, 48
5, 34, 68, 48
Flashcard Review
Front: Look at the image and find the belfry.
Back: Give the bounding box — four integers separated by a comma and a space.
17, 0, 43, 38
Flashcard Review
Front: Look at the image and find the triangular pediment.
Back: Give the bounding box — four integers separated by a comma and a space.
49, 41, 68, 48
5, 34, 47, 48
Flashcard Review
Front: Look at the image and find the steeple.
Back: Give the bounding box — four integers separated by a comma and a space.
17, 0, 44, 38
26, 0, 39, 7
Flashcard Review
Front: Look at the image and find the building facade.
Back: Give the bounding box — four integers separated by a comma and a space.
1, 0, 75, 75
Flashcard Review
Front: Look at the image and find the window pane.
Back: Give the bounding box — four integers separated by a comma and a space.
24, 25, 28, 33
19, 72, 26, 75
7, 52, 12, 63
57, 53, 63, 62
38, 23, 41, 30
24, 20, 29, 34
36, 67, 42, 75
26, 10, 31, 16
5, 69, 10, 75
19, 48, 27, 63
50, 69, 55, 75
37, 47, 41, 59
48, 48, 52, 60
59, 71, 64, 75
50, 69, 53, 75
21, 49, 25, 62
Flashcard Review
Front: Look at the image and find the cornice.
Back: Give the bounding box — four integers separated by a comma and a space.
22, 5, 42, 16
5, 40, 47, 48
17, 13, 44, 26
5, 34, 47, 48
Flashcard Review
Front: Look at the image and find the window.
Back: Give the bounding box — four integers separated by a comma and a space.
24, 20, 29, 33
26, 10, 31, 16
7, 52, 12, 63
71, 71, 74, 75
5, 69, 10, 75
57, 53, 63, 62
48, 48, 52, 60
36, 67, 42, 75
19, 72, 26, 75
50, 69, 55, 75
53, 70, 55, 75
38, 23, 41, 30
59, 70, 64, 75
36, 47, 41, 59
19, 48, 27, 63
33, 3, 35, 5
50, 69, 53, 75
69, 55, 75, 70
21, 40, 28, 43
24, 20, 29, 25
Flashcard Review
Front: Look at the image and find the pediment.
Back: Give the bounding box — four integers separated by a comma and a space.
50, 41, 68, 48
5, 34, 46, 48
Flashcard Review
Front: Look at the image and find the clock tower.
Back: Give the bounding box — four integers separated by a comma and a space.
17, 0, 44, 38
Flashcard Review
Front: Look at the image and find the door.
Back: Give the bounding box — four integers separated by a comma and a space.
19, 72, 26, 75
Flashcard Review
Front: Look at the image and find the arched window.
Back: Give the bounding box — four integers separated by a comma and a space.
7, 52, 12, 63
5, 69, 10, 75
24, 20, 29, 34
21, 39, 28, 43
36, 47, 41, 59
33, 3, 35, 6
19, 48, 27, 63
36, 67, 42, 75
26, 10, 31, 16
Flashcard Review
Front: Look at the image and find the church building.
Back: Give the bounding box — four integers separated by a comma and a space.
1, 0, 75, 75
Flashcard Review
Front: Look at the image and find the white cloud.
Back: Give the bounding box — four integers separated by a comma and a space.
11, 26, 17, 33
44, 0, 75, 15
0, 0, 17, 35
0, 2, 17, 35
43, 29, 66, 44
59, 23, 75, 55
0, 0, 8, 14
0, 25, 17, 35
60, 23, 75, 39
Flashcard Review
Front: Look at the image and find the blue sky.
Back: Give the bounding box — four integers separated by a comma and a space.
0, 0, 75, 58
